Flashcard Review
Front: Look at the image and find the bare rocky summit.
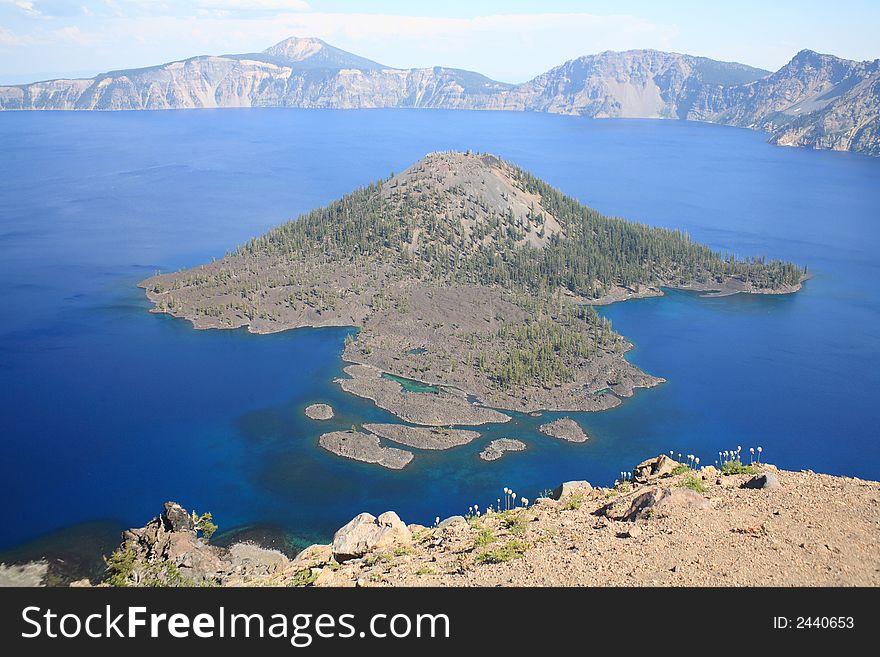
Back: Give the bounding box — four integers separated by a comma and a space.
43, 457, 878, 588
2, 37, 876, 157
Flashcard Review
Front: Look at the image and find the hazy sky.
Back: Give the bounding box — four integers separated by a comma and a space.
1, 0, 878, 84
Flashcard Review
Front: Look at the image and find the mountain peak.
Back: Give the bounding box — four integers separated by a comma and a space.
786, 49, 841, 68
384, 151, 567, 252
261, 35, 386, 70
263, 36, 327, 62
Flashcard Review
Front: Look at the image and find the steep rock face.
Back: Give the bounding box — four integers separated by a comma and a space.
0, 62, 510, 111
479, 50, 768, 118
709, 50, 880, 154
764, 69, 880, 155
716, 50, 873, 127
2, 38, 877, 157
102, 502, 291, 586
0, 37, 511, 111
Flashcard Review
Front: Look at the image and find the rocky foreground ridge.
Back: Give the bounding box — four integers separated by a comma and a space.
6, 455, 875, 587
1, 37, 877, 157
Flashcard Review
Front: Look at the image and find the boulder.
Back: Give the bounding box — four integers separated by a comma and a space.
162, 501, 195, 533
314, 567, 355, 587
331, 511, 412, 562
438, 516, 467, 529
290, 544, 333, 569
633, 455, 679, 482
227, 543, 290, 572
623, 487, 710, 521
743, 472, 781, 490
700, 465, 719, 480
551, 480, 593, 501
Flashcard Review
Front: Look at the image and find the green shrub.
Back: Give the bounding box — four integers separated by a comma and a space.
475, 540, 528, 564
193, 511, 218, 540
721, 459, 758, 476
563, 493, 584, 510
473, 527, 496, 548
677, 474, 706, 493
147, 562, 198, 588
291, 568, 319, 587
364, 552, 393, 566
104, 547, 136, 587
501, 514, 528, 535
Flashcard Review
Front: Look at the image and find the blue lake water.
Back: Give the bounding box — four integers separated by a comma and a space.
1, 109, 878, 561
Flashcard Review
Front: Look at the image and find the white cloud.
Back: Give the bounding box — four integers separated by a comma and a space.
197, 0, 310, 14
0, 23, 92, 45
0, 25, 33, 45
198, 0, 309, 11
82, 11, 678, 81
2, 0, 43, 16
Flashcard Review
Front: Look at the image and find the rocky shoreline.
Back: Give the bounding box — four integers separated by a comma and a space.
585, 275, 808, 306
10, 455, 876, 587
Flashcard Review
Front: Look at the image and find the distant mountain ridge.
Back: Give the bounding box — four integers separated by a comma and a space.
1, 36, 877, 156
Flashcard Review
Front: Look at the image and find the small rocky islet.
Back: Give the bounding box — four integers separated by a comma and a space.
317, 430, 413, 470
304, 403, 334, 420
316, 423, 480, 469
479, 438, 527, 462
538, 417, 589, 443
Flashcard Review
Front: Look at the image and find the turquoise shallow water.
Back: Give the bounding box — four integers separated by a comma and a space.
0, 109, 878, 558
381, 373, 440, 394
